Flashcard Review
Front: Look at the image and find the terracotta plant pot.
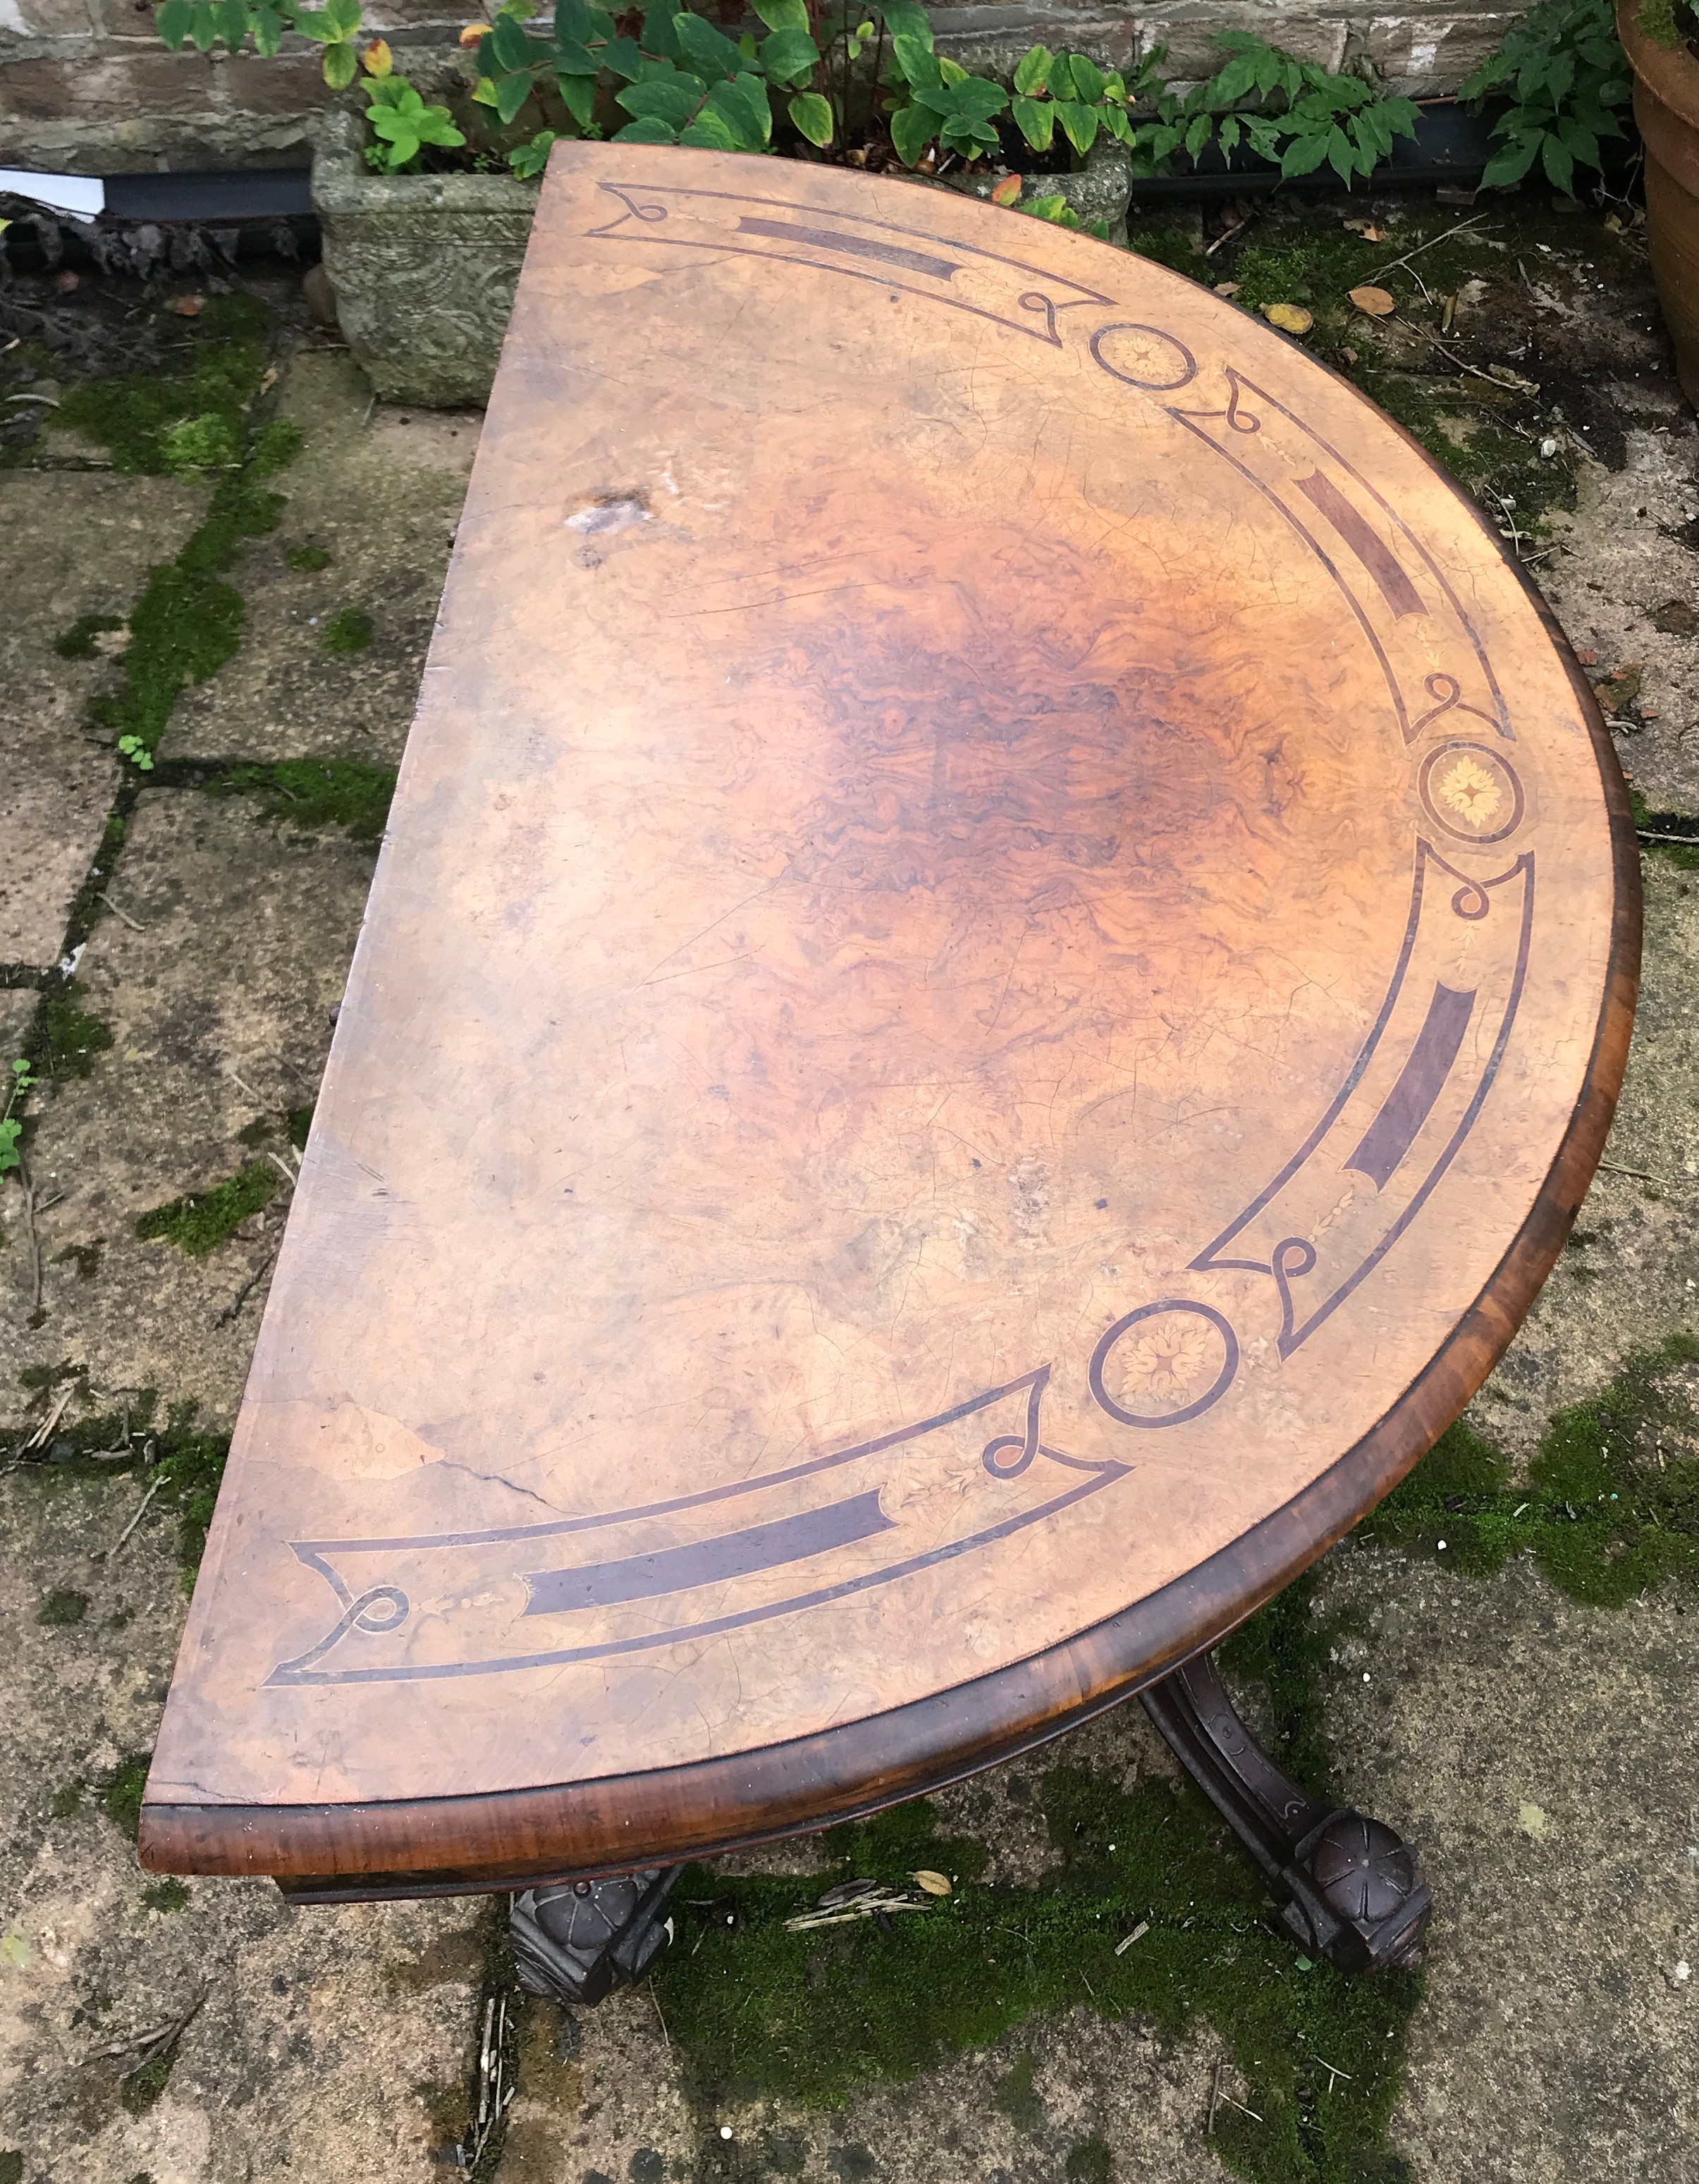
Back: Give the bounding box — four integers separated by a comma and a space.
1619, 0, 1699, 407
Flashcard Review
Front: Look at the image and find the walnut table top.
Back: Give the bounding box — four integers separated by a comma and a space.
140, 146, 1638, 1894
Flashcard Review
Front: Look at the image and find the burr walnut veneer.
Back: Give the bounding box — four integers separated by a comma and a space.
140, 146, 1638, 1898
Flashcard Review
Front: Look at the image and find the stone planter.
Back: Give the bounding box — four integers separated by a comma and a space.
947, 138, 1133, 246
312, 114, 1132, 407
311, 109, 539, 409
1619, 0, 1699, 409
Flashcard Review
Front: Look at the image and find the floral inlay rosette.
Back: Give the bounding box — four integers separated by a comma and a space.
1417, 740, 1524, 847
1089, 1301, 1240, 1430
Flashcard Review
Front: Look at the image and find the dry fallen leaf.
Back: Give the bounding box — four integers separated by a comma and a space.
168, 294, 204, 318
1339, 345, 1358, 366
912, 1870, 952, 1896
259, 365, 278, 393
1213, 281, 1241, 297
1349, 285, 1396, 317
990, 173, 1022, 207
1263, 302, 1313, 336
1342, 218, 1389, 241
458, 20, 492, 41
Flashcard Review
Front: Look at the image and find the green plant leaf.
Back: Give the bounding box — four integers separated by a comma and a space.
890, 30, 940, 87
494, 66, 534, 118
1053, 97, 1098, 154
756, 23, 817, 82
489, 13, 533, 68
250, 3, 284, 52
321, 0, 359, 35
1183, 109, 1212, 159
1557, 113, 1602, 166
788, 88, 833, 144
673, 9, 744, 78
155, 0, 194, 44
1012, 93, 1053, 149
188, 3, 219, 50
1480, 133, 1538, 185
679, 104, 740, 146
1067, 51, 1105, 102
1277, 127, 1331, 175
752, 0, 808, 28
1012, 44, 1052, 95
601, 32, 644, 75
616, 69, 707, 124
709, 69, 771, 145
613, 113, 679, 140
888, 99, 936, 166
560, 70, 596, 123
322, 37, 358, 85
1541, 128, 1576, 192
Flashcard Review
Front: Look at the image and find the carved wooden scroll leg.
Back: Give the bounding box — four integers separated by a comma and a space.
511, 1866, 684, 2006
1140, 1650, 1430, 1975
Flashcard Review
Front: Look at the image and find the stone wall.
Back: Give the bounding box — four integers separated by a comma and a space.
0, 0, 1523, 173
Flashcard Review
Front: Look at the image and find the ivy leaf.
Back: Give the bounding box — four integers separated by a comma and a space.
1012, 94, 1053, 151
888, 100, 936, 166
788, 88, 833, 145
1013, 44, 1052, 95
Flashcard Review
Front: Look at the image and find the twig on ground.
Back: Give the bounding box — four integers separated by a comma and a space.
264, 1148, 298, 1191
1220, 2090, 1265, 2124
215, 1239, 282, 1327
1207, 2061, 1224, 2135
1115, 1920, 1150, 1955
651, 1985, 670, 2049
87, 1986, 205, 2068
16, 1155, 44, 1317
23, 1380, 75, 1452
1598, 1158, 1686, 1187
97, 891, 145, 932
1636, 830, 1699, 846
1368, 213, 1491, 285
105, 1475, 162, 1559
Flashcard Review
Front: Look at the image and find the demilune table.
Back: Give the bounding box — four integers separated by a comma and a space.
139, 145, 1639, 1998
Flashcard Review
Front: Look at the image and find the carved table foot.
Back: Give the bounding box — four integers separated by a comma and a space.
511, 1867, 683, 2006
1141, 1649, 1430, 1975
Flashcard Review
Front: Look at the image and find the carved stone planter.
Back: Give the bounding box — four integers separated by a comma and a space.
1619, 0, 1699, 410
311, 109, 539, 409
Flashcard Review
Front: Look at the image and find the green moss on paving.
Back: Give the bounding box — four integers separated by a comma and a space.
100, 1754, 149, 1838
1067, 2137, 1115, 2183
207, 759, 396, 842
41, 980, 113, 1077
52, 613, 125, 661
6, 1387, 229, 1576
142, 1879, 190, 1914
1366, 1335, 1699, 1605
119, 2049, 175, 2116
135, 1160, 279, 1258
658, 1576, 1417, 2183
37, 1587, 88, 1626
1126, 226, 1209, 280
321, 606, 374, 654
1629, 788, 1699, 871
51, 1783, 84, 1819
286, 541, 333, 572
54, 293, 272, 477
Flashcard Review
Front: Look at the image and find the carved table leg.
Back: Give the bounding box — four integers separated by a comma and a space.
511, 1867, 684, 2006
1141, 1649, 1430, 1975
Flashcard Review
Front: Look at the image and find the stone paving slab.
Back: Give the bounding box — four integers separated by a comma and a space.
166, 351, 478, 767
0, 1461, 482, 2184
0, 790, 377, 1428
0, 474, 207, 971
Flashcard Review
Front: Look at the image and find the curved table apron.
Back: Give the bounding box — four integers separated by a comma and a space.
140, 145, 1639, 1893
